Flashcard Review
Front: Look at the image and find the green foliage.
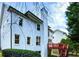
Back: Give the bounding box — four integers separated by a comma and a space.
66, 2, 79, 42
61, 38, 72, 51
61, 38, 71, 44
66, 2, 79, 54
2, 49, 41, 57
61, 38, 79, 52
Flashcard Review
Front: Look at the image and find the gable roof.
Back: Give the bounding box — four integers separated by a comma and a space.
7, 6, 43, 24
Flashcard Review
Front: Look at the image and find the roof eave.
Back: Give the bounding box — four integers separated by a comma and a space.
8, 6, 43, 24
25, 11, 43, 24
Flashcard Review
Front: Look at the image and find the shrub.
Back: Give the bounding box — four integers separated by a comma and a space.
2, 49, 41, 57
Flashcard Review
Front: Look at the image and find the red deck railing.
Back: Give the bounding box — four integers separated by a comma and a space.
48, 43, 69, 57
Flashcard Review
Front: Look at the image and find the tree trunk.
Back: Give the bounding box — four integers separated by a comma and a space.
76, 49, 77, 56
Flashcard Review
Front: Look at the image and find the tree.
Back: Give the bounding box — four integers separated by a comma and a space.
66, 2, 79, 42
61, 38, 79, 55
61, 38, 73, 52
66, 3, 79, 55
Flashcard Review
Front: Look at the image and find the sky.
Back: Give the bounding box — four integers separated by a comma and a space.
0, 2, 70, 34
44, 2, 70, 34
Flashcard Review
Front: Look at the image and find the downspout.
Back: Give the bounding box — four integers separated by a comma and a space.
10, 12, 12, 49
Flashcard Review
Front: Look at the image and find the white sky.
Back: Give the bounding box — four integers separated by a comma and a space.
44, 2, 70, 34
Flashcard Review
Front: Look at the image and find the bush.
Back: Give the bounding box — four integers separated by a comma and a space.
2, 49, 41, 57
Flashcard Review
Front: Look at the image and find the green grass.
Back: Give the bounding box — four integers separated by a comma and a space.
68, 52, 79, 57
0, 50, 2, 57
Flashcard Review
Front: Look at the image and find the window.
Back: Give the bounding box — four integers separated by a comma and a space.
37, 24, 40, 31
7, 19, 8, 22
27, 37, 31, 45
19, 17, 23, 26
53, 37, 54, 39
36, 36, 41, 45
48, 39, 52, 43
48, 31, 49, 37
15, 34, 19, 44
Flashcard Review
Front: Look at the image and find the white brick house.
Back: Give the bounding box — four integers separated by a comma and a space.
0, 3, 48, 57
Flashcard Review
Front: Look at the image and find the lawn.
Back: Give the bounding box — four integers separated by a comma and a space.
68, 52, 79, 57
0, 50, 2, 57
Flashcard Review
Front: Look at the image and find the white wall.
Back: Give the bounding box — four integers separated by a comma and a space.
41, 7, 48, 57
53, 31, 67, 43
1, 4, 11, 49
11, 12, 43, 52
1, 4, 44, 56
48, 30, 54, 41
1, 3, 48, 57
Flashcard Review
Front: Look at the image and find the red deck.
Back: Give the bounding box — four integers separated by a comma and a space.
48, 43, 69, 57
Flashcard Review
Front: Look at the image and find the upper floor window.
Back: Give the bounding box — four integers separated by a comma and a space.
48, 31, 49, 37
48, 39, 52, 43
37, 24, 40, 31
19, 17, 23, 26
36, 36, 41, 45
27, 37, 31, 45
15, 34, 19, 44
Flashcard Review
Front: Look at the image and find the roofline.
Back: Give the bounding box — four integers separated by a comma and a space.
7, 6, 43, 24
54, 29, 67, 35
25, 11, 43, 24
48, 26, 54, 33
48, 26, 51, 29
8, 6, 28, 19
48, 29, 54, 33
